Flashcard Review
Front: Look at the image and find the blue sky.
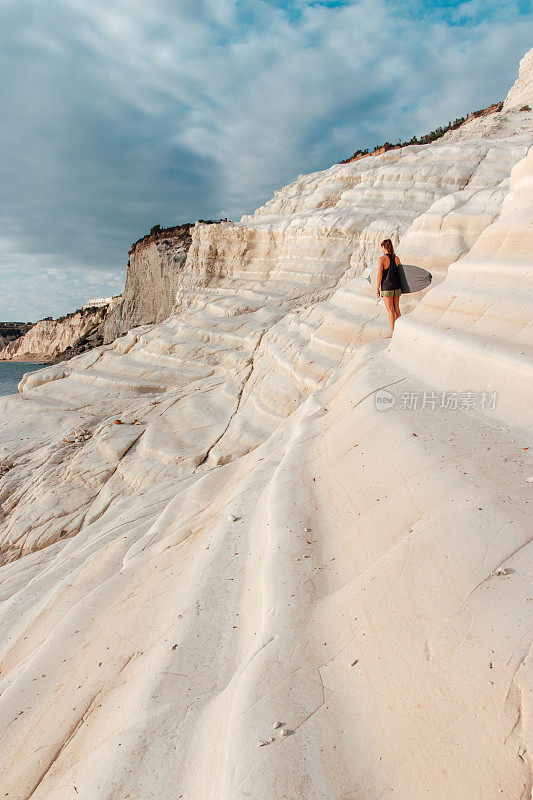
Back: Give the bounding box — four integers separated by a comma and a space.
0, 0, 532, 321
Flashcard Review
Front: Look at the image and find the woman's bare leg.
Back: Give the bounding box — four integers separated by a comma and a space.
383, 296, 396, 337
394, 295, 401, 321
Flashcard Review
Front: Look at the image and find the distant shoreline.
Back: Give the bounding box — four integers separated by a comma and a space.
0, 357, 51, 363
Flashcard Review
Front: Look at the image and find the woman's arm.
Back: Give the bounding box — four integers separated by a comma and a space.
376, 257, 384, 297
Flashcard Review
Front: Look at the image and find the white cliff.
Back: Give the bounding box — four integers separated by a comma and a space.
504, 48, 533, 111
0, 49, 531, 800
103, 224, 193, 343
0, 307, 110, 362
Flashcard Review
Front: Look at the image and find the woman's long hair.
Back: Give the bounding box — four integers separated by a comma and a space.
381, 238, 395, 257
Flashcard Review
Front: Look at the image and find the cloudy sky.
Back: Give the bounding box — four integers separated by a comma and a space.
0, 0, 531, 320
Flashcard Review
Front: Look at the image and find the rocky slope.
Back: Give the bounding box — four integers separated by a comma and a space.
0, 49, 531, 800
0, 306, 112, 362
0, 322, 33, 350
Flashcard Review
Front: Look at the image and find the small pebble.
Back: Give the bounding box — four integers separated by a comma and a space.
228, 514, 238, 522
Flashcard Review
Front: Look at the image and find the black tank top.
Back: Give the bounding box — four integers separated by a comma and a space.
381, 253, 402, 290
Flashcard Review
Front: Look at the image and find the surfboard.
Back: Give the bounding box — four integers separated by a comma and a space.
365, 263, 432, 294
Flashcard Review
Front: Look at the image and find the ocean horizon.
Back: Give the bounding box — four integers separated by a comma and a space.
0, 361, 47, 397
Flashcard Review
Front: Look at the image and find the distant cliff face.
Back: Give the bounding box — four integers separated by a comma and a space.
0, 322, 33, 350
103, 224, 194, 343
0, 307, 109, 361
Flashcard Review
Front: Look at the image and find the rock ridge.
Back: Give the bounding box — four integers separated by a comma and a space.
0, 306, 113, 362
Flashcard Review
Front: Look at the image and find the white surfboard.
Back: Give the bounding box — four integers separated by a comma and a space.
365, 263, 432, 294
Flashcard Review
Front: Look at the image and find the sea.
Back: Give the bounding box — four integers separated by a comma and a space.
0, 362, 48, 397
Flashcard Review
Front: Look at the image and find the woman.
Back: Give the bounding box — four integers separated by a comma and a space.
377, 238, 402, 338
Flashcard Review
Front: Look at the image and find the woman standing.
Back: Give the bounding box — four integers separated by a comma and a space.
377, 238, 402, 338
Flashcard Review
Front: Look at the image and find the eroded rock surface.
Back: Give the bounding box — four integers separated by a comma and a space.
103, 224, 194, 343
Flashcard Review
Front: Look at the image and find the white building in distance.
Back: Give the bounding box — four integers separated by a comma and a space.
83, 297, 114, 309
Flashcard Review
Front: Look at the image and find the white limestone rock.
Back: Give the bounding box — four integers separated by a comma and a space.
503, 48, 533, 111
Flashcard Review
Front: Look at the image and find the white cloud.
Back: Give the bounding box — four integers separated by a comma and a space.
0, 0, 532, 319
0, 237, 125, 321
